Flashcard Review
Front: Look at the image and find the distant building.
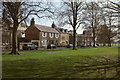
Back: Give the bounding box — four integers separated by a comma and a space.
83, 30, 93, 46
0, 18, 28, 50
25, 18, 60, 48
52, 22, 69, 46
17, 23, 28, 38
1, 18, 12, 50
68, 30, 73, 44
68, 30, 79, 46
68, 30, 93, 47
77, 34, 84, 46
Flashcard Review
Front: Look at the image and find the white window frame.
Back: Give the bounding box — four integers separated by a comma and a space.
49, 33, 54, 38
62, 29, 64, 33
42, 32, 47, 37
55, 33, 59, 38
41, 40, 47, 46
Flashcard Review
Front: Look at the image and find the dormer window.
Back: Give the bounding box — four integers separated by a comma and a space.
55, 33, 59, 38
49, 33, 54, 38
65, 29, 68, 33
62, 29, 64, 33
42, 32, 47, 37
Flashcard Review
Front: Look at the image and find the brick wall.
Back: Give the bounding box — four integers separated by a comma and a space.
25, 26, 39, 41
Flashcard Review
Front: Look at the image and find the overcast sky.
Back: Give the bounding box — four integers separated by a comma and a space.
28, 0, 119, 34
1, 0, 118, 34
29, 2, 84, 34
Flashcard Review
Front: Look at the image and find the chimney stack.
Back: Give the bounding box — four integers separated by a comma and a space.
30, 18, 35, 26
51, 22, 56, 28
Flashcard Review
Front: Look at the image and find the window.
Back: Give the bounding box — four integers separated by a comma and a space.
55, 33, 59, 38
66, 36, 68, 40
49, 33, 54, 38
42, 32, 47, 37
2, 43, 5, 45
88, 38, 90, 41
62, 29, 64, 33
22, 33, 25, 38
62, 36, 65, 40
41, 40, 47, 46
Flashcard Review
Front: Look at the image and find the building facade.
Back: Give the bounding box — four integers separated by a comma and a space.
83, 30, 93, 46
25, 18, 60, 48
52, 22, 69, 46
0, 18, 28, 50
68, 30, 93, 47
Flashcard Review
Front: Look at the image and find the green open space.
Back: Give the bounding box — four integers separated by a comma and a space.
2, 47, 119, 78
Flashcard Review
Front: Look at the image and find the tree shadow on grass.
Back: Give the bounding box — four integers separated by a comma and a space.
2, 55, 120, 79
73, 56, 120, 78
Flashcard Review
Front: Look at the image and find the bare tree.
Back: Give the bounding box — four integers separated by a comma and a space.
106, 12, 117, 47
101, 1, 119, 46
82, 2, 102, 47
107, 1, 120, 45
97, 24, 116, 46
2, 2, 53, 55
107, 0, 120, 17
57, 0, 84, 50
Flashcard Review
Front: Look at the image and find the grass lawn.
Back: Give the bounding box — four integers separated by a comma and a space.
2, 47, 119, 78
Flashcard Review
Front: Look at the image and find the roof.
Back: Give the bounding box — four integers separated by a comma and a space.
77, 34, 84, 36
55, 28, 62, 33
20, 23, 28, 27
51, 22, 68, 33
35, 24, 59, 33
55, 27, 68, 33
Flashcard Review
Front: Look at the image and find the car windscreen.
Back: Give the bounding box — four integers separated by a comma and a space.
51, 44, 55, 46
70, 44, 73, 46
27, 44, 32, 47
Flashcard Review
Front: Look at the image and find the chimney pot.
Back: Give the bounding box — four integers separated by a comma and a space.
30, 18, 35, 26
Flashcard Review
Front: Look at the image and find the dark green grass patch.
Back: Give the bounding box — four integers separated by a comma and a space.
2, 47, 119, 78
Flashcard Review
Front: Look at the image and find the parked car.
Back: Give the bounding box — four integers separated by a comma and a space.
96, 44, 99, 47
47, 44, 56, 49
66, 44, 73, 48
23, 43, 38, 50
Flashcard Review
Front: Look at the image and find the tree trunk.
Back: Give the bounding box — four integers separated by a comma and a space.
108, 31, 111, 47
9, 21, 19, 55
108, 38, 111, 47
93, 28, 96, 47
103, 43, 106, 47
73, 29, 76, 50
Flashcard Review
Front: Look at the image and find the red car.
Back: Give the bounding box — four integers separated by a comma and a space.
47, 44, 56, 49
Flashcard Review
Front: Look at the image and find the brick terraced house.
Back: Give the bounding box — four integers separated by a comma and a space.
25, 18, 60, 48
